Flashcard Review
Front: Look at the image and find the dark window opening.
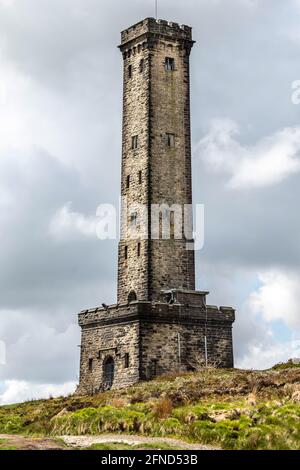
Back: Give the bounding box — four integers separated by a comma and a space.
88, 358, 93, 372
138, 170, 142, 184
132, 135, 138, 150
126, 175, 130, 189
170, 211, 175, 239
165, 57, 175, 71
137, 242, 141, 257
139, 59, 144, 73
128, 291, 137, 303
159, 212, 163, 240
125, 353, 130, 368
125, 246, 128, 260
128, 64, 132, 78
130, 212, 138, 226
103, 356, 115, 389
166, 133, 175, 148
152, 359, 158, 377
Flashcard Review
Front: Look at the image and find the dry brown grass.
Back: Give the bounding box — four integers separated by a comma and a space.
109, 397, 130, 408
151, 397, 173, 419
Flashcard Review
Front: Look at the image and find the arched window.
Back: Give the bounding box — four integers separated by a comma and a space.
128, 291, 137, 303
103, 356, 115, 390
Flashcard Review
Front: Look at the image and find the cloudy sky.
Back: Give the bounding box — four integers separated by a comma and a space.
0, 0, 300, 404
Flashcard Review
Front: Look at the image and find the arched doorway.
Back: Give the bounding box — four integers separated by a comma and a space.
128, 290, 137, 303
103, 356, 115, 389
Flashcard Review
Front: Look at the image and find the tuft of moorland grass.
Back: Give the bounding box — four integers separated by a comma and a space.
47, 399, 300, 450
272, 360, 300, 371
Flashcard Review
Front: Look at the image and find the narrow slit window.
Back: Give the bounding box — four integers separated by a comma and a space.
159, 212, 163, 240
128, 64, 132, 78
152, 359, 158, 377
138, 170, 142, 184
139, 59, 144, 73
130, 212, 137, 226
125, 353, 130, 368
88, 358, 93, 372
126, 175, 130, 189
125, 246, 128, 260
170, 211, 175, 239
165, 57, 175, 71
137, 242, 141, 257
132, 135, 138, 150
166, 133, 175, 148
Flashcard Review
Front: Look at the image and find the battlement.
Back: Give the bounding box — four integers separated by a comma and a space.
120, 17, 193, 47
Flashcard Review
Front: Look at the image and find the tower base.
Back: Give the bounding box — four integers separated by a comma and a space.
76, 290, 235, 396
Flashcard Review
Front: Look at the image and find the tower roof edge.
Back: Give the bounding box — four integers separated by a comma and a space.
120, 17, 193, 46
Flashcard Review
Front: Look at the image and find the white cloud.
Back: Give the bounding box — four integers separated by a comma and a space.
0, 380, 76, 405
0, 0, 15, 8
0, 56, 61, 156
237, 339, 300, 370
196, 119, 300, 189
234, 268, 300, 370
0, 48, 119, 183
247, 270, 300, 329
0, 341, 5, 365
0, 310, 80, 383
49, 202, 98, 240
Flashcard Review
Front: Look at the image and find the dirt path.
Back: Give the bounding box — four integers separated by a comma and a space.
0, 434, 66, 450
61, 434, 218, 450
0, 433, 218, 450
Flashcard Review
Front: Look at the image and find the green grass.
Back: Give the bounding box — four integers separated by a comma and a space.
272, 360, 300, 370
0, 439, 17, 451
0, 364, 299, 450
0, 446, 18, 451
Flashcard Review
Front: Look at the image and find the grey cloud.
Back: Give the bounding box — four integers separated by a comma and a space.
0, 310, 80, 383
194, 165, 300, 270
0, 149, 117, 312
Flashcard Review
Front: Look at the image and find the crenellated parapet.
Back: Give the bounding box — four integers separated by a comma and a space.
119, 17, 195, 57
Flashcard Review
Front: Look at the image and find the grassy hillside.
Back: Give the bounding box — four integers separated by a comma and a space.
1, 362, 300, 450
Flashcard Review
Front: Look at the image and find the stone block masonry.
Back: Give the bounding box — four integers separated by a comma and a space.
76, 291, 234, 394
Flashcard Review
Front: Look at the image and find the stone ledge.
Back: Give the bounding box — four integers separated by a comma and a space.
78, 301, 235, 328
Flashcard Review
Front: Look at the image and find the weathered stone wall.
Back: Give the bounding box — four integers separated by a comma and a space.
149, 33, 195, 299
77, 297, 235, 394
77, 314, 140, 395
117, 30, 151, 304
139, 302, 234, 379
118, 18, 195, 304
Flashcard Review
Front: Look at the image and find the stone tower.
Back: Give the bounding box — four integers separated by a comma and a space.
117, 18, 195, 304
76, 18, 235, 396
